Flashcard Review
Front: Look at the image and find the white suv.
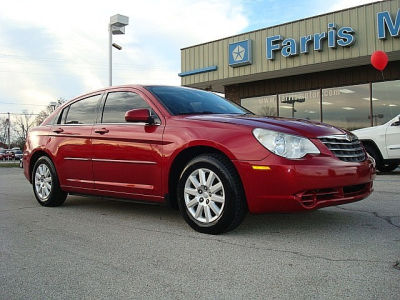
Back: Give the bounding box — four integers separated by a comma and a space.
353, 114, 400, 172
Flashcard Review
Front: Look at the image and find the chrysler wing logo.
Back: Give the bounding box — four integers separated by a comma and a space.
232, 45, 245, 61
229, 40, 252, 67
345, 133, 357, 142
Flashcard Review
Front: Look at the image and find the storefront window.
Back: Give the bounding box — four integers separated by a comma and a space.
239, 81, 400, 130
241, 95, 277, 116
372, 80, 400, 126
322, 84, 370, 130
278, 90, 320, 121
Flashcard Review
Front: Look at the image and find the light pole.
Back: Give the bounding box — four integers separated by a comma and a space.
109, 14, 129, 86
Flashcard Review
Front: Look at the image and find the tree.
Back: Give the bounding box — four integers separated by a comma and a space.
13, 111, 36, 142
259, 105, 277, 117
35, 98, 66, 125
0, 117, 7, 147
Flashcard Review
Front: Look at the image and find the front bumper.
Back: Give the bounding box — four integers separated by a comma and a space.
234, 155, 376, 214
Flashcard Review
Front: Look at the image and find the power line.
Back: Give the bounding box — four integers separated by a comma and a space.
0, 53, 166, 70
0, 112, 40, 116
0, 101, 49, 107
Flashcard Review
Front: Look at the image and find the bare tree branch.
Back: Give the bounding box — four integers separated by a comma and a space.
35, 97, 67, 125
13, 111, 36, 141
0, 117, 7, 146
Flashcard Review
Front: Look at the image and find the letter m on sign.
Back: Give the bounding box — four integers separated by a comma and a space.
377, 10, 400, 39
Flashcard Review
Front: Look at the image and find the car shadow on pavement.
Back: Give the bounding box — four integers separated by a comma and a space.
237, 209, 376, 236
377, 171, 400, 176
61, 195, 376, 237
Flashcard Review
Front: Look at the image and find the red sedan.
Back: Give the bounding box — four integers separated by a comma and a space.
23, 85, 375, 234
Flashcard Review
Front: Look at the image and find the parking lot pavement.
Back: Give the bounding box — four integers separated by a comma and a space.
0, 168, 399, 299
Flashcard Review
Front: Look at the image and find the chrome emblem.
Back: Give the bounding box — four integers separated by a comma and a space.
345, 133, 357, 142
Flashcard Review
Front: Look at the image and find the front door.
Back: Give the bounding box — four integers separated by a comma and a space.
91, 89, 164, 200
386, 115, 400, 159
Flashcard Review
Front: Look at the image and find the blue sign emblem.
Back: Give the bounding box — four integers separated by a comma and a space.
229, 40, 252, 67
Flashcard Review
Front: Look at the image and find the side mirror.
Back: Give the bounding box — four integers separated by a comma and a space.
125, 109, 154, 124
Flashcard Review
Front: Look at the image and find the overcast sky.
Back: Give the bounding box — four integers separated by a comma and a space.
0, 0, 379, 114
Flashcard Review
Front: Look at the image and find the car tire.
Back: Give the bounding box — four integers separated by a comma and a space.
177, 154, 247, 234
377, 163, 399, 172
32, 156, 67, 207
364, 144, 398, 172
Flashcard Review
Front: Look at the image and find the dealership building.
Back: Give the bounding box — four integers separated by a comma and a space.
179, 0, 400, 130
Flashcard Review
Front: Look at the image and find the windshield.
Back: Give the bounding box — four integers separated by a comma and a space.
146, 86, 249, 116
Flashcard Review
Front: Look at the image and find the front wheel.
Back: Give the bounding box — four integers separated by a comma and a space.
364, 144, 398, 173
377, 163, 399, 172
177, 154, 247, 234
32, 156, 67, 207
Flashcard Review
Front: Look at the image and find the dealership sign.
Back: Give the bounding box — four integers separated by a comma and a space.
266, 23, 355, 60
377, 10, 400, 39
228, 9, 400, 67
229, 40, 252, 67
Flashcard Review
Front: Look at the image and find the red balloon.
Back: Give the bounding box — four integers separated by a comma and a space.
371, 50, 388, 71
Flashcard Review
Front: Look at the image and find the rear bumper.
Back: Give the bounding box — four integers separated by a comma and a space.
234, 155, 376, 214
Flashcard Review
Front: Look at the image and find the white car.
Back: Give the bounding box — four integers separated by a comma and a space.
353, 114, 400, 172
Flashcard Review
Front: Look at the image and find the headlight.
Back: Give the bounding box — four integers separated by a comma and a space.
253, 128, 320, 159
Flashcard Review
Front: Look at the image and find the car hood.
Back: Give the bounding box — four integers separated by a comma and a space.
352, 124, 384, 138
186, 114, 347, 138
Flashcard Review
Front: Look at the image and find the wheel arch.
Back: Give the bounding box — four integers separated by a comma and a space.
29, 149, 54, 183
360, 139, 384, 162
166, 145, 243, 210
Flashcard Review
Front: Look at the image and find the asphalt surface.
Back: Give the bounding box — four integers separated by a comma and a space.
1, 167, 399, 299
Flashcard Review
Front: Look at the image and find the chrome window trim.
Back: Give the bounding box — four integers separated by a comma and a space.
56, 123, 94, 127
94, 122, 161, 126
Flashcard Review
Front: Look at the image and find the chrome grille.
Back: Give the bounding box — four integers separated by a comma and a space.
319, 135, 366, 162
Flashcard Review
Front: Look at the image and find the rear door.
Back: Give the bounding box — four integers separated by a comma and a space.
92, 89, 164, 200
50, 94, 102, 190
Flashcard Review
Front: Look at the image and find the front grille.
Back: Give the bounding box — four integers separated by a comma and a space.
319, 135, 366, 162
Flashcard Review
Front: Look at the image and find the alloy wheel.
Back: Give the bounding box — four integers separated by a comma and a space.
34, 164, 52, 202
184, 168, 225, 224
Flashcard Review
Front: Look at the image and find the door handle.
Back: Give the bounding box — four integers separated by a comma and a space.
94, 128, 109, 134
52, 128, 64, 133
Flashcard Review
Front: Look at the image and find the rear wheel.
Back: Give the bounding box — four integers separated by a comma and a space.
32, 156, 67, 207
177, 154, 247, 234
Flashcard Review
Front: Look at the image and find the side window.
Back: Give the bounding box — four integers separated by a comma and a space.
65, 94, 101, 124
102, 92, 157, 123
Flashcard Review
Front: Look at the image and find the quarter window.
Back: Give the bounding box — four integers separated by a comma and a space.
65, 94, 101, 124
102, 92, 154, 123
